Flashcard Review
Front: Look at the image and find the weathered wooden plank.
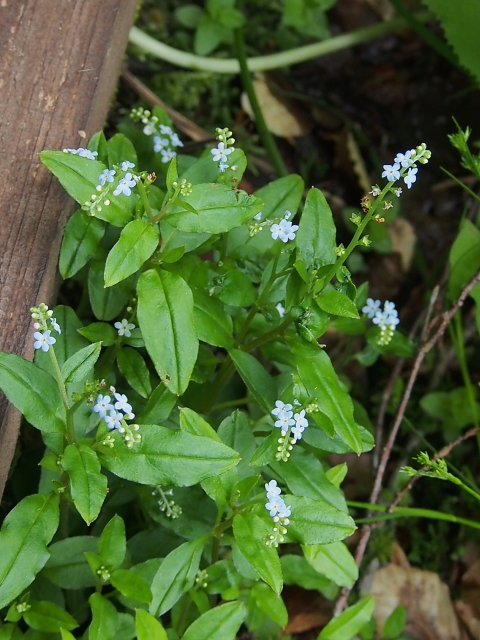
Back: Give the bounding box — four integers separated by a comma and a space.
0, 0, 138, 498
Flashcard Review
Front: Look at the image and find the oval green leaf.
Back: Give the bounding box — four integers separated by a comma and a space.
63, 444, 107, 525
286, 495, 356, 545
296, 187, 336, 268
316, 290, 359, 319
105, 219, 159, 287
137, 268, 198, 395
181, 601, 245, 640
59, 209, 105, 279
60, 342, 102, 384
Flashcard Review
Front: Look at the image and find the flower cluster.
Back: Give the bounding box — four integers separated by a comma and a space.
93, 387, 141, 448
362, 297, 400, 346
270, 210, 299, 244
264, 480, 291, 547
152, 486, 182, 519
131, 107, 183, 163
82, 161, 138, 216
271, 399, 309, 461
381, 143, 431, 190
31, 303, 61, 353
63, 147, 98, 161
211, 127, 235, 172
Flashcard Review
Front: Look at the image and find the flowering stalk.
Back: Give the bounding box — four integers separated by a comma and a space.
264, 480, 291, 547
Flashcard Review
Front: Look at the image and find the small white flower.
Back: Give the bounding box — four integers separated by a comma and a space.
93, 394, 113, 419
153, 136, 169, 152
394, 188, 402, 196
274, 413, 295, 431
370, 186, 381, 196
114, 392, 133, 415
218, 161, 229, 172
211, 142, 232, 164
276, 302, 285, 318
143, 123, 156, 136
113, 173, 136, 197
284, 210, 293, 220
105, 410, 122, 431
63, 148, 98, 160
169, 133, 183, 148
404, 167, 418, 189
265, 494, 285, 517
33, 330, 56, 352
291, 424, 305, 443
362, 298, 381, 318
294, 410, 308, 430
50, 318, 61, 334
265, 480, 281, 497
383, 301, 397, 316
272, 400, 293, 417
270, 219, 298, 243
277, 502, 291, 519
381, 163, 401, 182
394, 150, 414, 167
98, 169, 116, 186
160, 149, 176, 164
159, 124, 173, 135
254, 212, 263, 221
121, 161, 135, 172
114, 318, 135, 337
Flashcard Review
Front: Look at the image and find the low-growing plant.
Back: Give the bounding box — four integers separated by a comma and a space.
0, 107, 434, 639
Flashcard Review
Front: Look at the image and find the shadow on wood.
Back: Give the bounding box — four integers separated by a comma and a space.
0, 0, 138, 499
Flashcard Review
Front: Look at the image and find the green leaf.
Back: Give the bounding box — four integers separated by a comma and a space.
251, 582, 288, 627
0, 493, 59, 609
0, 353, 65, 435
0, 624, 24, 639
194, 14, 226, 55
281, 555, 334, 594
217, 410, 256, 479
137, 268, 198, 395
303, 542, 358, 587
382, 604, 407, 639
99, 424, 240, 486
63, 444, 107, 525
42, 536, 98, 589
107, 133, 138, 168
60, 342, 102, 384
421, 0, 480, 85
88, 593, 118, 640
318, 597, 375, 640
229, 349, 276, 414
179, 407, 222, 441
181, 601, 246, 640
296, 187, 336, 268
175, 4, 204, 28
59, 209, 105, 278
89, 260, 133, 321
138, 383, 177, 424
99, 515, 126, 570
23, 601, 78, 633
270, 447, 347, 512
448, 219, 480, 300
150, 537, 206, 616
293, 343, 362, 453
40, 151, 133, 226
193, 287, 234, 348
218, 270, 255, 307
287, 495, 356, 545
135, 609, 168, 640
105, 220, 159, 287
316, 290, 359, 318
110, 569, 152, 603
166, 184, 262, 233
78, 322, 117, 346
117, 347, 152, 398
233, 512, 282, 594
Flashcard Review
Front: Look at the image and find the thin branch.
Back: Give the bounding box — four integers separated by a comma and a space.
334, 268, 480, 617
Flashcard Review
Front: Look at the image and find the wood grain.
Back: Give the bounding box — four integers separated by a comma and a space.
0, 0, 138, 498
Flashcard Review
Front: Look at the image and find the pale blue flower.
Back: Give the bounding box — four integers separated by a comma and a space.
98, 169, 116, 186
404, 167, 418, 189
33, 330, 56, 352
114, 392, 133, 415
121, 161, 135, 172
381, 163, 401, 182
93, 394, 113, 419
114, 318, 135, 337
105, 410, 122, 431
362, 298, 381, 318
113, 173, 136, 197
265, 480, 281, 498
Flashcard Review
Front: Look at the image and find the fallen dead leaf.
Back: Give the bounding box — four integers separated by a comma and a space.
369, 563, 461, 640
241, 74, 312, 140
389, 217, 417, 272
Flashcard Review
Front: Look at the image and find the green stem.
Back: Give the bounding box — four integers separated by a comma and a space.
441, 167, 480, 203
234, 29, 288, 178
450, 311, 479, 429
320, 183, 392, 286
128, 12, 432, 74
135, 179, 154, 223
48, 347, 75, 443
348, 500, 480, 530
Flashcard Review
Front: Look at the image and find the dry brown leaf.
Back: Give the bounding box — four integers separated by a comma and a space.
456, 601, 480, 640
389, 218, 417, 272
241, 74, 312, 140
369, 563, 461, 640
